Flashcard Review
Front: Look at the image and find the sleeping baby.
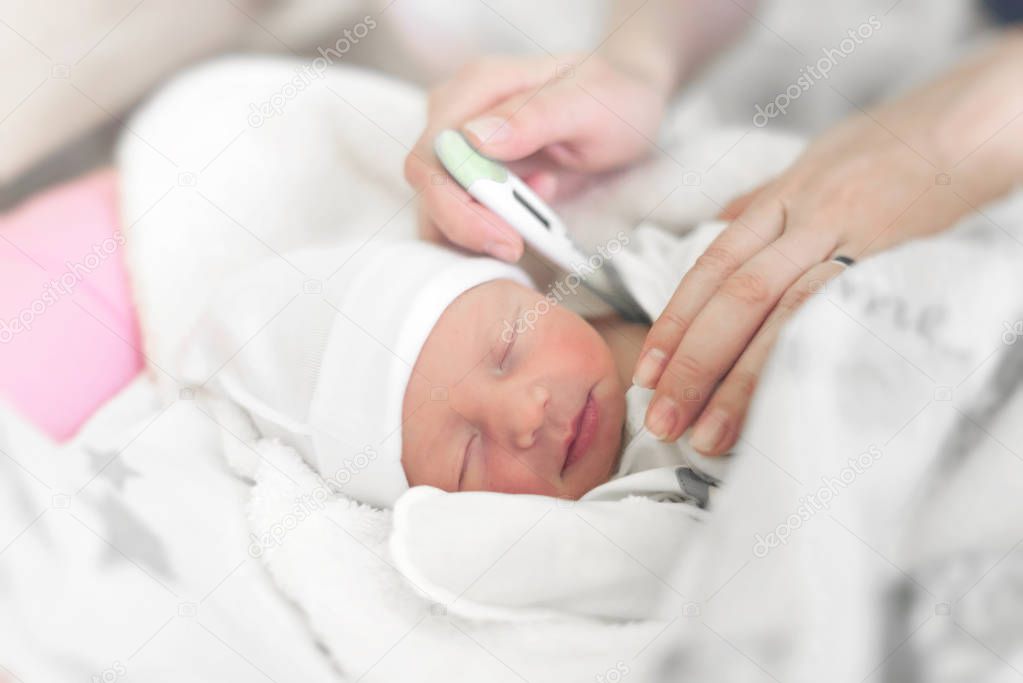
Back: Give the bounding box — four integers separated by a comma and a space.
189, 228, 728, 510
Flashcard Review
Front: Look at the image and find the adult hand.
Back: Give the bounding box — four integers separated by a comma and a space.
634, 32, 1023, 455
404, 52, 672, 262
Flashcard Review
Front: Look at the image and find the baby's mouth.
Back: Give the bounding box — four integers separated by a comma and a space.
561, 388, 599, 474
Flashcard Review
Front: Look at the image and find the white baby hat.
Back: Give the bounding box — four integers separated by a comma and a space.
182, 238, 534, 508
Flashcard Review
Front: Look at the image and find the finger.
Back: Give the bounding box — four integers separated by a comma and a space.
518, 168, 595, 203
633, 197, 787, 391
404, 131, 446, 191
509, 154, 594, 201
417, 204, 444, 244
428, 55, 558, 125
717, 182, 769, 220
421, 180, 523, 261
461, 80, 615, 165
644, 229, 836, 442
407, 56, 559, 239
688, 260, 847, 455
534, 163, 597, 201
522, 170, 559, 202
406, 132, 523, 260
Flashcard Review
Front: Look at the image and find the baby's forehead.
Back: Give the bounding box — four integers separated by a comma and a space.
467, 277, 532, 302
445, 285, 513, 345
445, 279, 534, 328
418, 281, 509, 359
418, 279, 540, 379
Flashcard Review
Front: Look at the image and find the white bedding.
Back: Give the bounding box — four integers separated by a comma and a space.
0, 379, 342, 682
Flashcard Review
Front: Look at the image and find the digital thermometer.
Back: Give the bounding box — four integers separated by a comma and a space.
433, 129, 650, 324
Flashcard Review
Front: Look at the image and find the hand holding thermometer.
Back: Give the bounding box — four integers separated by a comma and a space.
433, 129, 651, 325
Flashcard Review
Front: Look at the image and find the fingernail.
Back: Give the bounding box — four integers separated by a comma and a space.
464, 116, 512, 146
690, 409, 728, 454
485, 241, 519, 262
646, 396, 679, 441
633, 348, 667, 388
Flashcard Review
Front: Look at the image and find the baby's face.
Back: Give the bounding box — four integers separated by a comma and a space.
401, 279, 626, 499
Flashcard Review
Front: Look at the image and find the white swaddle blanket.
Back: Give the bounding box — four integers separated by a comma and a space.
120, 57, 1023, 681
178, 225, 735, 623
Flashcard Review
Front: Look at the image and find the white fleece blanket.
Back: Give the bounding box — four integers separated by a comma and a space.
109, 55, 1023, 682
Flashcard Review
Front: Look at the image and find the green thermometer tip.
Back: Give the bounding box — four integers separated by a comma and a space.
434, 130, 508, 189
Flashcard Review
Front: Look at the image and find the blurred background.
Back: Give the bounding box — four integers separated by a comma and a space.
0, 0, 1011, 210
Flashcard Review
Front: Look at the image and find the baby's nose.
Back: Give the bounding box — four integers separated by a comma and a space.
509, 384, 549, 450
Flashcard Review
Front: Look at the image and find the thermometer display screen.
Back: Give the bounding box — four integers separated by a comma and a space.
512, 189, 550, 230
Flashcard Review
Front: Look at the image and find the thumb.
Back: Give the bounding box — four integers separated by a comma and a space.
461, 85, 586, 165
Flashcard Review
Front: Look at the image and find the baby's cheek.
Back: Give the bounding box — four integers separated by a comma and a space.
583, 338, 619, 383
401, 411, 455, 491
549, 318, 613, 374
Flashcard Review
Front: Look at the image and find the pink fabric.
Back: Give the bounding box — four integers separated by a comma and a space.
0, 169, 143, 440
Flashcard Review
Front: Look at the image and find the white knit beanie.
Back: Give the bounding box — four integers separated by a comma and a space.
185, 239, 534, 508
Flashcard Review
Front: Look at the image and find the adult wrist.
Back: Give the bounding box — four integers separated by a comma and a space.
931, 32, 1023, 199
